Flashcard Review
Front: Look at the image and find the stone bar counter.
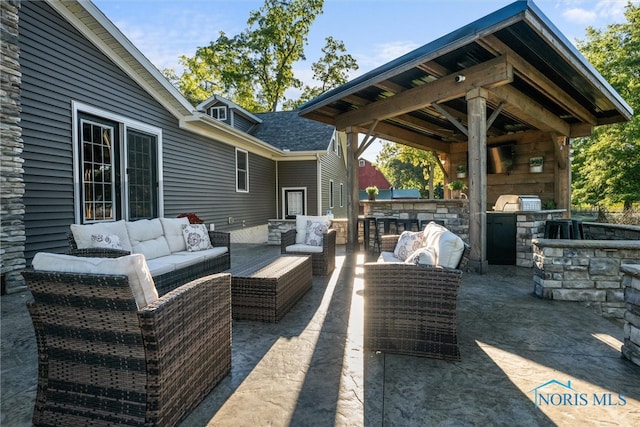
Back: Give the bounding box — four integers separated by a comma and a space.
621, 264, 640, 366
533, 239, 640, 319
361, 199, 469, 241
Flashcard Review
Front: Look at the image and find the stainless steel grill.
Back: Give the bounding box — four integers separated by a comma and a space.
493, 195, 541, 212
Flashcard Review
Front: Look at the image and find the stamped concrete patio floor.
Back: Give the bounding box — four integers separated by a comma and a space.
2, 243, 639, 426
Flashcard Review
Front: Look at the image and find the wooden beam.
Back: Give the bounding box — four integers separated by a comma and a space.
486, 102, 505, 129
570, 122, 594, 138
371, 120, 452, 153
479, 35, 598, 125
489, 85, 571, 136
335, 55, 514, 129
432, 103, 468, 136
355, 120, 379, 158
390, 113, 467, 142
346, 128, 359, 252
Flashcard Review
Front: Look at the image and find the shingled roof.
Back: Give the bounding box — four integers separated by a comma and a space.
252, 111, 335, 152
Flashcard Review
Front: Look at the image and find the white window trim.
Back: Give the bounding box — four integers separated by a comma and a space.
72, 101, 164, 223
281, 187, 307, 219
210, 105, 227, 121
235, 147, 249, 192
340, 183, 344, 207
329, 179, 334, 209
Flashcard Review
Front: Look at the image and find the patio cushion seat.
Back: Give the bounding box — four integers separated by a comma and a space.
285, 243, 324, 254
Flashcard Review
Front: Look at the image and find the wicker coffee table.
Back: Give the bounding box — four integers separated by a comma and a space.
229, 255, 312, 322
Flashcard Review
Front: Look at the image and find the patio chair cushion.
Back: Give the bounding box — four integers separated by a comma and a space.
285, 243, 324, 254
160, 217, 189, 252
32, 252, 158, 309
126, 219, 172, 260
405, 246, 437, 265
423, 223, 465, 269
305, 220, 329, 246
70, 220, 133, 252
295, 215, 330, 244
378, 251, 402, 263
393, 231, 423, 261
182, 223, 214, 251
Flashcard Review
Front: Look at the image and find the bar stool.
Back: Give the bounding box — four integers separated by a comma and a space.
544, 219, 572, 239
360, 216, 380, 252
377, 217, 398, 235
571, 219, 585, 240
397, 218, 420, 232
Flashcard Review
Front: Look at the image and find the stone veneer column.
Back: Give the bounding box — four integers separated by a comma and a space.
621, 265, 640, 366
0, 0, 26, 293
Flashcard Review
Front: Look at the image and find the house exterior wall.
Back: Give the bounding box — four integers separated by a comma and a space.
231, 113, 255, 133
278, 160, 318, 217
17, 1, 276, 264
320, 149, 348, 218
1, 0, 25, 293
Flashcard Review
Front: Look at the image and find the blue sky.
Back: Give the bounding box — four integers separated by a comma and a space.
92, 0, 636, 159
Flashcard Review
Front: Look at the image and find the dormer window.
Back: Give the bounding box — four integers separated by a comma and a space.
209, 106, 227, 121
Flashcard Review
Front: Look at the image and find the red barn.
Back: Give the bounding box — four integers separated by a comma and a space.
358, 158, 392, 190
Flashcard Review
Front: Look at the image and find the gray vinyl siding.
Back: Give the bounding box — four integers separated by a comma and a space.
277, 160, 318, 217
231, 113, 255, 133
18, 1, 275, 263
320, 150, 348, 218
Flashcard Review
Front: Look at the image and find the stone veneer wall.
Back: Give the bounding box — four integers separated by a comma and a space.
362, 199, 469, 242
533, 239, 640, 319
621, 265, 640, 366
513, 210, 565, 268
1, 0, 26, 294
584, 222, 640, 240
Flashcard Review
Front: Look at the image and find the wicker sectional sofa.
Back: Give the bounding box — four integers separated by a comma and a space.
67, 217, 230, 296
363, 222, 469, 361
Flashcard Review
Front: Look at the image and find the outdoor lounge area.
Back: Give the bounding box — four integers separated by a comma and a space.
2, 243, 639, 426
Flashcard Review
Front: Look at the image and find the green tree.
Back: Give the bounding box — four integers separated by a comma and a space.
173, 0, 324, 111
572, 2, 640, 211
376, 142, 444, 198
283, 36, 358, 110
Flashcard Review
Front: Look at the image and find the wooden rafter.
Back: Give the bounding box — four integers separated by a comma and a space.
335, 55, 514, 130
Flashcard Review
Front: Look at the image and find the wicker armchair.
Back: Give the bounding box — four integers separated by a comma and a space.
24, 270, 232, 426
363, 234, 469, 361
280, 228, 336, 276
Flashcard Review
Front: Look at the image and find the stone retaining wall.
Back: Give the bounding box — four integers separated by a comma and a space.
584, 222, 640, 240
621, 265, 640, 366
514, 210, 565, 268
533, 239, 640, 319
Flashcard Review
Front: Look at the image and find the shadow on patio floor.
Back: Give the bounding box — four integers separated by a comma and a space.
2, 243, 639, 426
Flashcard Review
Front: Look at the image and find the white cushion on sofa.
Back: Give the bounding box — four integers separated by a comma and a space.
70, 220, 133, 252
423, 222, 465, 269
32, 252, 157, 309
160, 217, 189, 252
126, 219, 172, 260
285, 243, 324, 254
295, 215, 330, 244
405, 246, 437, 265
378, 251, 402, 263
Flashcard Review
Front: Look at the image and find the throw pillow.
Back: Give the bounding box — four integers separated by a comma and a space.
90, 233, 122, 249
405, 246, 437, 266
305, 220, 328, 246
393, 231, 423, 261
295, 215, 330, 244
182, 224, 213, 252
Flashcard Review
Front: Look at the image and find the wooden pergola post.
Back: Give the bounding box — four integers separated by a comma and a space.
466, 88, 489, 273
346, 127, 359, 252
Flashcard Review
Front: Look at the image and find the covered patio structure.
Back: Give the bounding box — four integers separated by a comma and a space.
299, 0, 632, 272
